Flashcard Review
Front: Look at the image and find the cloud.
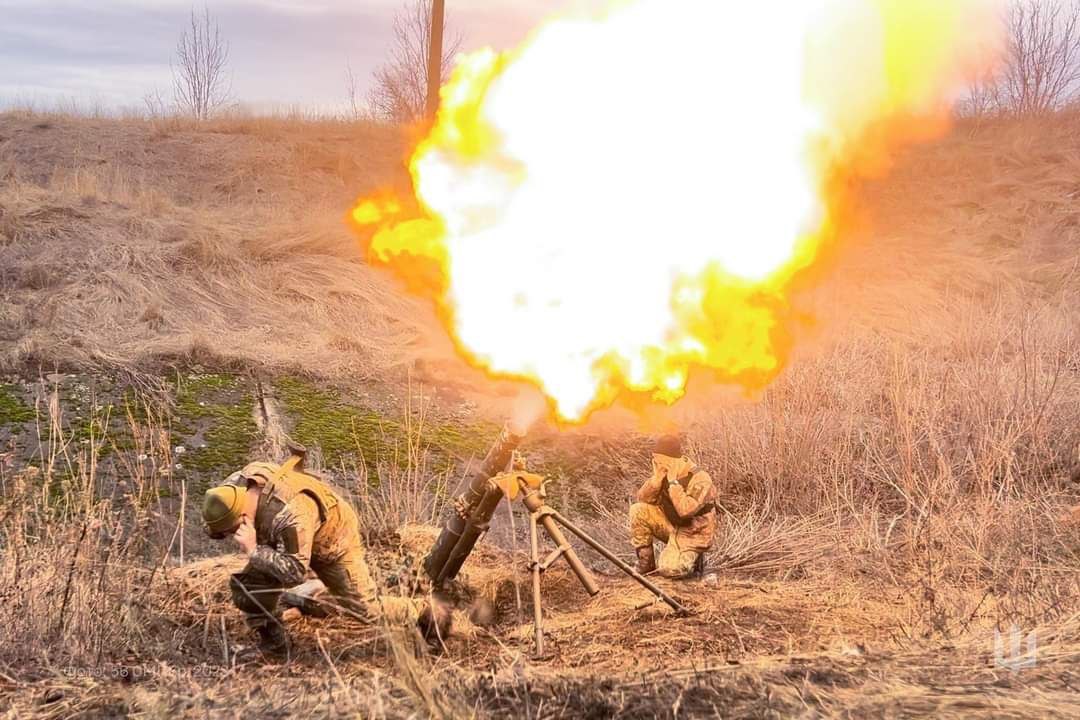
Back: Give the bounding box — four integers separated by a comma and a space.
0, 0, 600, 111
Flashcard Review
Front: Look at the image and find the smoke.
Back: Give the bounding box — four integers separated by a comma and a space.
509, 387, 547, 435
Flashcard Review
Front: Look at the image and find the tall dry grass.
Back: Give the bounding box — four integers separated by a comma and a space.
0, 387, 177, 673
349, 390, 455, 543
0, 383, 472, 717
562, 282, 1079, 640
0, 119, 430, 379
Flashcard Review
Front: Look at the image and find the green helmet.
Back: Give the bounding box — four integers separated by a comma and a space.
203, 484, 246, 536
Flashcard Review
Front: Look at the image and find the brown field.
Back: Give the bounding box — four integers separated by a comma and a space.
1, 109, 1080, 718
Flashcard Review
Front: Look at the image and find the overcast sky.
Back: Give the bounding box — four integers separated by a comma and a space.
0, 0, 599, 113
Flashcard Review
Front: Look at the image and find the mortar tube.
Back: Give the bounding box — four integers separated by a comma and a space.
423, 424, 524, 584
433, 481, 507, 585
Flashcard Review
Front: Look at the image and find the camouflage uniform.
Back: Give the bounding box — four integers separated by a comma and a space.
630, 454, 717, 578
223, 460, 420, 632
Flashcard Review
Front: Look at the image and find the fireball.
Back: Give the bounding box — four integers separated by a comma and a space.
352, 0, 998, 422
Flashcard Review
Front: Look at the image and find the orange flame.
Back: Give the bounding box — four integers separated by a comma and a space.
352, 0, 998, 423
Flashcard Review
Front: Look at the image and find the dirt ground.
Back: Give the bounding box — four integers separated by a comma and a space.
5, 525, 1077, 719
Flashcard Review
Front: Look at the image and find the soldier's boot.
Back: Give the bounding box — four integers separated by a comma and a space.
255, 623, 290, 660
635, 545, 657, 575
692, 553, 706, 578
417, 597, 453, 648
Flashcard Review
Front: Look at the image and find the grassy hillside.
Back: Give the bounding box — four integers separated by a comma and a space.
1, 110, 1079, 718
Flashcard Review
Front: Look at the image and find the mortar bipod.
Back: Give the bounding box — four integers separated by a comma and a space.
493, 470, 690, 658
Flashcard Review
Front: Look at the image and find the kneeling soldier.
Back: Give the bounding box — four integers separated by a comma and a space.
629, 435, 718, 579
203, 449, 449, 658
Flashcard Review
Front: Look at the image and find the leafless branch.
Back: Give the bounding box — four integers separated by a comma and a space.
1002, 0, 1080, 114
368, 0, 462, 123
172, 7, 232, 121
143, 88, 170, 119
962, 0, 1080, 118
345, 60, 365, 121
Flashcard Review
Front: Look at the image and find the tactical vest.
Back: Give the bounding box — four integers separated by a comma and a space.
659, 465, 716, 528
243, 458, 344, 538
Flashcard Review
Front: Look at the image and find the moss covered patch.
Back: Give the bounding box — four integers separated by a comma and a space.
274, 376, 398, 468
426, 419, 503, 460
171, 373, 259, 477
273, 376, 509, 473
0, 383, 34, 426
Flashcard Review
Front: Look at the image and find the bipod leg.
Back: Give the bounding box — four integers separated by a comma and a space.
521, 483, 600, 597
527, 509, 546, 658
546, 509, 689, 614
534, 507, 600, 596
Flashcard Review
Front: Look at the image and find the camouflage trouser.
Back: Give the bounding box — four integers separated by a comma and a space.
230, 542, 421, 630
629, 502, 701, 579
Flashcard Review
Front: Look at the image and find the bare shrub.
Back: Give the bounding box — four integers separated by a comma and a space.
960, 62, 1004, 119
368, 1, 462, 123
1003, 0, 1080, 113
345, 61, 365, 121
964, 0, 1080, 117
350, 395, 453, 543
143, 87, 171, 119
173, 7, 232, 121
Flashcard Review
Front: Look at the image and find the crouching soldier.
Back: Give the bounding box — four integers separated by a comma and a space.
202, 449, 450, 659
629, 435, 718, 579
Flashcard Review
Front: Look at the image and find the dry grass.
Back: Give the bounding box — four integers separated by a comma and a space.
2, 108, 1080, 716
1, 379, 1079, 717
0, 111, 447, 386
349, 390, 455, 543
0, 390, 177, 678
0, 387, 474, 718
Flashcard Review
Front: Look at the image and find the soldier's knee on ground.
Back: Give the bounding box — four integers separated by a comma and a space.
655, 564, 694, 579
230, 571, 281, 619
656, 544, 699, 579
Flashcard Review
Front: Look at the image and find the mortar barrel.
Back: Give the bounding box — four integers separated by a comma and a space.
424, 424, 524, 583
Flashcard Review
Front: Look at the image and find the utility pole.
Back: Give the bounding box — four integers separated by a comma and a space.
426, 0, 446, 119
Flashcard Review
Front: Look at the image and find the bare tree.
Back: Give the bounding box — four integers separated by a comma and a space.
1001, 0, 1080, 114
143, 88, 170, 119
964, 0, 1080, 118
368, 1, 462, 123
173, 7, 232, 121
